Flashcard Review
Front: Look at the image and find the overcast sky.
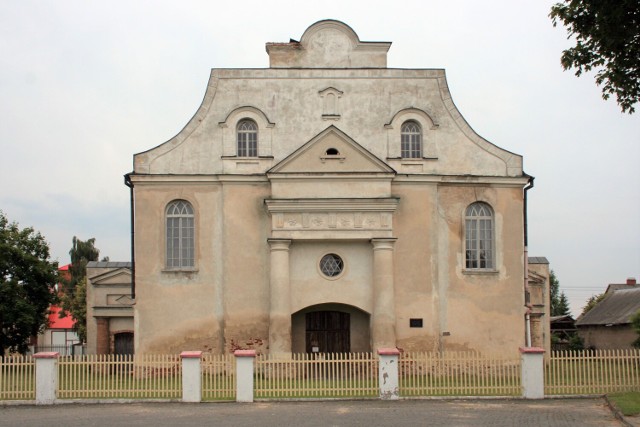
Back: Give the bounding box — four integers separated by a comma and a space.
1, 0, 638, 316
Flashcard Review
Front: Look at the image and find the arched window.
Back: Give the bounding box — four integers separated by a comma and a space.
237, 119, 258, 157
401, 121, 422, 158
166, 200, 194, 269
465, 202, 494, 269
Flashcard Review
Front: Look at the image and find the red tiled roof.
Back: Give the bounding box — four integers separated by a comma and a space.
47, 305, 76, 329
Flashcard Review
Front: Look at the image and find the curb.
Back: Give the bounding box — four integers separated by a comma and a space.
604, 395, 635, 427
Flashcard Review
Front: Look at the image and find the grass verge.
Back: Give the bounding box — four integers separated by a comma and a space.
608, 391, 640, 416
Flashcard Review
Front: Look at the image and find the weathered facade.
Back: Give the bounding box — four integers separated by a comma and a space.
86, 262, 134, 355
126, 20, 544, 356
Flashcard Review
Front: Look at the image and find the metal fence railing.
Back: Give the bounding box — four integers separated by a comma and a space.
0, 355, 35, 400
399, 351, 521, 397
255, 352, 378, 399
57, 354, 182, 399
545, 349, 640, 395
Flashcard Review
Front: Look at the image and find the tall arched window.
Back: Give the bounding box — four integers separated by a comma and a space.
237, 119, 258, 157
401, 121, 422, 158
166, 200, 194, 269
465, 202, 494, 269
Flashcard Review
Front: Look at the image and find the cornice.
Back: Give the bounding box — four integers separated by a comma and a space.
265, 197, 399, 213
129, 174, 269, 185
128, 173, 527, 186
393, 175, 529, 186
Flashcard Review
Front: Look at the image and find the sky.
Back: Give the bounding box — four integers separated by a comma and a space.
1, 0, 638, 317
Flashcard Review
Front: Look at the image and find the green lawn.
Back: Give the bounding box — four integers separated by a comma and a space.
608, 392, 640, 416
254, 377, 377, 398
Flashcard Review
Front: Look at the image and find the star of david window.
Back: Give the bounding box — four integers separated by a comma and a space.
319, 254, 344, 278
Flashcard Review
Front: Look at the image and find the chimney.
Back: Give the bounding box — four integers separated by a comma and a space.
627, 277, 637, 285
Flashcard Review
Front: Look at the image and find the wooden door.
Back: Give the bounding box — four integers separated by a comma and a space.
114, 332, 134, 355
305, 311, 350, 353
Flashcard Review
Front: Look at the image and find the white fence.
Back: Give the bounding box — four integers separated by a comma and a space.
3, 347, 639, 404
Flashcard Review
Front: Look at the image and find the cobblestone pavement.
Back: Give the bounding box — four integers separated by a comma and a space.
0, 398, 625, 427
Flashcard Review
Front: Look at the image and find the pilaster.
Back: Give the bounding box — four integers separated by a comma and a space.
268, 238, 292, 354
371, 238, 397, 349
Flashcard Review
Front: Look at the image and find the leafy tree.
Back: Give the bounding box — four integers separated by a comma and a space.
568, 333, 585, 350
550, 0, 640, 114
631, 309, 640, 349
582, 292, 606, 316
60, 237, 102, 343
63, 277, 88, 343
0, 211, 58, 356
550, 270, 571, 316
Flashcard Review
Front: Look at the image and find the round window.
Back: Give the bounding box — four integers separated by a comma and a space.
319, 253, 344, 278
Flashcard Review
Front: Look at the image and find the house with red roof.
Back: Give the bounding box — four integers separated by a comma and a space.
32, 264, 84, 355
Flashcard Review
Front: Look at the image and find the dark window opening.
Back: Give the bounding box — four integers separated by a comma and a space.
410, 318, 423, 328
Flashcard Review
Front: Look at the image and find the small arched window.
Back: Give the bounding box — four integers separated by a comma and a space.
166, 200, 195, 269
465, 202, 494, 269
237, 119, 258, 157
401, 121, 422, 158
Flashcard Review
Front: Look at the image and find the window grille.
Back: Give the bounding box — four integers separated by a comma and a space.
237, 119, 258, 157
401, 121, 422, 158
465, 202, 494, 269
166, 200, 195, 269
320, 254, 344, 277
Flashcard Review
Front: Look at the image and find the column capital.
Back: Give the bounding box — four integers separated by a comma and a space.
371, 238, 397, 250
267, 238, 292, 251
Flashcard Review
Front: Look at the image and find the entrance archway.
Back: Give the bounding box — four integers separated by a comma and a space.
291, 303, 370, 353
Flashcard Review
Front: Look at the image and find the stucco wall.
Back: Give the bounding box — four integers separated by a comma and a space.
134, 183, 226, 354
392, 183, 525, 355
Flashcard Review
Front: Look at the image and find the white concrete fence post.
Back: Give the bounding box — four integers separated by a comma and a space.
180, 351, 203, 403
378, 348, 400, 400
34, 352, 59, 405
235, 350, 257, 403
520, 347, 545, 399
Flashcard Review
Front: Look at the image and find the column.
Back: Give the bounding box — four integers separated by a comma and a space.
268, 239, 292, 355
520, 347, 545, 399
180, 351, 202, 402
96, 317, 110, 354
371, 238, 397, 349
34, 352, 59, 405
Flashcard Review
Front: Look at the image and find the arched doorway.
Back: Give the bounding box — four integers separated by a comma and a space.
291, 303, 370, 353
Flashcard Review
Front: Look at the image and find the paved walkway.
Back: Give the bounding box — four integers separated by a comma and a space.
0, 398, 627, 427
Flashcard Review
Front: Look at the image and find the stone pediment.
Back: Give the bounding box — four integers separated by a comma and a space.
269, 126, 395, 175
107, 294, 135, 306
527, 270, 546, 285
90, 268, 132, 286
